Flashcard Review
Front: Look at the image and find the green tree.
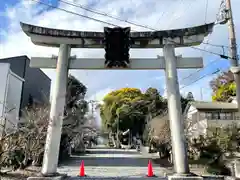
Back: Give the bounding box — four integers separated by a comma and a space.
61, 74, 89, 159
100, 87, 167, 138
210, 70, 236, 102
186, 92, 194, 101
144, 87, 167, 115
100, 88, 144, 132
66, 74, 87, 110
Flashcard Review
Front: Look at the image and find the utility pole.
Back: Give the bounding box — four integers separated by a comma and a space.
200, 87, 203, 101
226, 0, 240, 112
89, 100, 98, 116
91, 101, 94, 115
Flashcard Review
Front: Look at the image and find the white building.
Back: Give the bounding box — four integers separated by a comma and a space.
0, 63, 24, 136
0, 56, 51, 135
184, 100, 240, 138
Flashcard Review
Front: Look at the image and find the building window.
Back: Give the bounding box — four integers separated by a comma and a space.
219, 112, 233, 120
225, 112, 232, 120
199, 112, 205, 119
212, 112, 220, 119
205, 112, 212, 120
235, 115, 240, 120
200, 111, 235, 120
220, 113, 226, 120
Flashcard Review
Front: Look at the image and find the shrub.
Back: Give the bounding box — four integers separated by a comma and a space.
147, 115, 239, 175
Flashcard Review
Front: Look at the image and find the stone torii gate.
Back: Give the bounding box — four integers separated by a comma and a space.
20, 22, 214, 178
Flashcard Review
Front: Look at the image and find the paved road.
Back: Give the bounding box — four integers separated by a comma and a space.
58, 147, 169, 178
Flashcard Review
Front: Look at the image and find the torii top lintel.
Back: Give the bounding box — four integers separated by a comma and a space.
20, 22, 214, 48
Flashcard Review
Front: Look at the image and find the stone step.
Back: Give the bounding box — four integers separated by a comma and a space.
67, 176, 165, 180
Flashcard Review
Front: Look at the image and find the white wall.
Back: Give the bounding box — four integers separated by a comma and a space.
185, 105, 198, 123
207, 119, 240, 127
0, 63, 24, 135
188, 119, 208, 138
186, 105, 207, 138
0, 63, 10, 135
5, 71, 24, 132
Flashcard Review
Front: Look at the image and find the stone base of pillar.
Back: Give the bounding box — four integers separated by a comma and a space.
234, 160, 240, 178
168, 176, 202, 180
27, 173, 68, 180
168, 175, 225, 180
202, 175, 225, 180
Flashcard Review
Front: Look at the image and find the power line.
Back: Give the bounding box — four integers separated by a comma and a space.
32, 0, 237, 60
165, 38, 235, 60
31, 0, 226, 80
150, 56, 224, 103
179, 57, 222, 83
32, 0, 119, 27
154, 1, 179, 28
191, 46, 225, 57
200, 40, 229, 48
63, 0, 226, 49
164, 0, 186, 28
180, 69, 220, 90
35, 0, 232, 51
165, 0, 195, 30
49, 0, 230, 49
204, 0, 209, 24
162, 57, 224, 93
58, 0, 156, 30
47, 0, 229, 48
32, 0, 238, 81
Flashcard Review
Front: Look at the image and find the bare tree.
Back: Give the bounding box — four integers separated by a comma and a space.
0, 74, 97, 172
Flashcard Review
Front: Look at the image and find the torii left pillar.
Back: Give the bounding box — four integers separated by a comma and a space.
41, 44, 70, 176
164, 44, 189, 175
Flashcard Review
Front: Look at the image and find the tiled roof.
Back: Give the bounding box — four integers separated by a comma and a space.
190, 101, 238, 110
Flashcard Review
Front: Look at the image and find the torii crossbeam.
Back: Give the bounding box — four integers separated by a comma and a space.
20, 22, 214, 178
30, 56, 203, 69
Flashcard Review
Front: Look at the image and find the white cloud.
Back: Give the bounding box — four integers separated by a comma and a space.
86, 87, 114, 101
0, 0, 239, 102
161, 75, 215, 101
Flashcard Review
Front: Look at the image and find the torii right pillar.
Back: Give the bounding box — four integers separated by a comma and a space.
163, 43, 190, 175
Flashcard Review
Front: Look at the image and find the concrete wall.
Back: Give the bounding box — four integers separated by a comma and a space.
22, 58, 51, 108
0, 64, 10, 135
187, 119, 208, 138
207, 119, 240, 127
5, 71, 24, 133
0, 56, 51, 112
0, 63, 23, 135
0, 56, 26, 78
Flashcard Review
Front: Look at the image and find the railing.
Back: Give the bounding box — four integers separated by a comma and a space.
205, 116, 240, 121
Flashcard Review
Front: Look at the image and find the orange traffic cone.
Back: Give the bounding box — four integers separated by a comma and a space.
79, 160, 86, 177
147, 160, 155, 177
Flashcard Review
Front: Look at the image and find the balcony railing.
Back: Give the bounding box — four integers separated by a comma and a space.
200, 112, 240, 121
204, 116, 240, 121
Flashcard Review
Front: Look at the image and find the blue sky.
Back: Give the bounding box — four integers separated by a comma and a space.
0, 0, 239, 102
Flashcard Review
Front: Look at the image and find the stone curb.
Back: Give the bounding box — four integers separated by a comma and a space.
27, 173, 68, 180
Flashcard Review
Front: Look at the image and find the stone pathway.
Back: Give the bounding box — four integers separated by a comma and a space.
0, 147, 211, 179
58, 148, 169, 178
